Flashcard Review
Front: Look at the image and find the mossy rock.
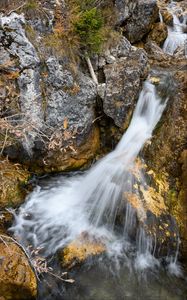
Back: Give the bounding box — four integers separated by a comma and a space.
0, 236, 37, 300
0, 158, 30, 209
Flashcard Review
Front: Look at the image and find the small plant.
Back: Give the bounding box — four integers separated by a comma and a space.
74, 7, 104, 55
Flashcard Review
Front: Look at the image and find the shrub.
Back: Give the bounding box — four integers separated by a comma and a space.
74, 7, 104, 55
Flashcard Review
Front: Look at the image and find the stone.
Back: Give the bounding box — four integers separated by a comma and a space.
0, 237, 37, 300
143, 66, 187, 258
60, 233, 105, 268
99, 41, 148, 128
117, 0, 159, 43
0, 13, 99, 172
0, 158, 30, 209
147, 22, 168, 46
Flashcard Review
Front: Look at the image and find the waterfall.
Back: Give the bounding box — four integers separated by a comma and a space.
163, 13, 187, 55
12, 80, 170, 269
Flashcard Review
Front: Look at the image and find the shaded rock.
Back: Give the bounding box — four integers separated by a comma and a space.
121, 0, 159, 43
144, 69, 186, 179
98, 39, 148, 128
37, 126, 100, 173
0, 13, 40, 68
147, 22, 168, 46
167, 150, 187, 260
0, 237, 37, 300
0, 158, 29, 209
0, 210, 13, 234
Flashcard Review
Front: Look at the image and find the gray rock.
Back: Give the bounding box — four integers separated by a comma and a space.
117, 0, 159, 43
45, 57, 97, 141
115, 0, 137, 25
0, 13, 40, 68
99, 44, 148, 128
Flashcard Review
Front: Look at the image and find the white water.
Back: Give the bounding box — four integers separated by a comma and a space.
163, 12, 187, 55
12, 80, 172, 269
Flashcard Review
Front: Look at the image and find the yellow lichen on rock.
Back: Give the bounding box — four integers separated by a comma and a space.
149, 77, 160, 84
124, 192, 146, 221
62, 234, 105, 268
0, 237, 37, 300
140, 186, 167, 217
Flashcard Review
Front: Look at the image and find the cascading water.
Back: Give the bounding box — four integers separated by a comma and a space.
163, 7, 187, 55
12, 79, 172, 271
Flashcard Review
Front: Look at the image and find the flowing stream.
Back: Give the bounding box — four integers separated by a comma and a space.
11, 79, 187, 299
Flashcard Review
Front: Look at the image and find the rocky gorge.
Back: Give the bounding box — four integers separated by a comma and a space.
0, 0, 187, 299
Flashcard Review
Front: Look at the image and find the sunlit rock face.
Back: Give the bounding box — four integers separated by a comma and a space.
60, 233, 105, 268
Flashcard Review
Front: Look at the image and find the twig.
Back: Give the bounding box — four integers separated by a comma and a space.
0, 127, 8, 155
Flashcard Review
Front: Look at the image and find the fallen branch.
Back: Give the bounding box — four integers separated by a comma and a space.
85, 55, 98, 85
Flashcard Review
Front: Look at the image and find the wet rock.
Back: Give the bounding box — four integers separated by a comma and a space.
123, 159, 178, 255
147, 22, 168, 46
98, 39, 148, 128
144, 69, 186, 179
60, 233, 105, 269
143, 66, 187, 258
121, 0, 159, 43
0, 13, 43, 156
0, 158, 29, 209
0, 237, 37, 300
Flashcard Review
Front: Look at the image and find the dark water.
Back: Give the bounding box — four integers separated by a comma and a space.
37, 261, 187, 300
63, 267, 187, 300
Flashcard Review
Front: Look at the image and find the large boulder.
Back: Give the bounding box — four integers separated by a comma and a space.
143, 60, 187, 259
0, 237, 37, 300
116, 0, 159, 43
98, 37, 148, 128
0, 13, 99, 172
